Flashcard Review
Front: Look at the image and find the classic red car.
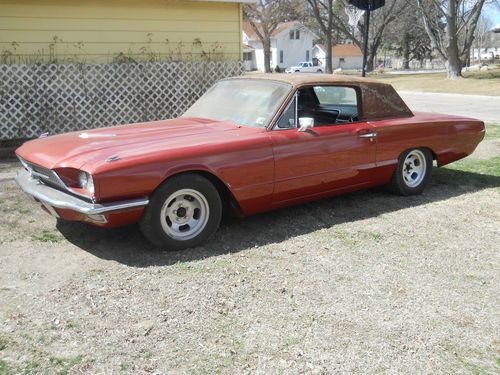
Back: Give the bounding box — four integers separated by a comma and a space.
15, 75, 485, 250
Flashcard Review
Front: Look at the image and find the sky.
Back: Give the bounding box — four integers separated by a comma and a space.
484, 4, 500, 28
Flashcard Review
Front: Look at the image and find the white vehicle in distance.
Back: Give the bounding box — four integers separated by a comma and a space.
285, 62, 323, 73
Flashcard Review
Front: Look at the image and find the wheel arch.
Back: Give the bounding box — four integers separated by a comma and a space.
156, 169, 243, 217
416, 146, 437, 163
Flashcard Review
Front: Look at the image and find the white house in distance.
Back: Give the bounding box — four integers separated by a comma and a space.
313, 43, 363, 70
242, 21, 317, 71
470, 27, 500, 61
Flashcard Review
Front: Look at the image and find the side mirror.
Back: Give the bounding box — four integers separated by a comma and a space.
298, 117, 314, 132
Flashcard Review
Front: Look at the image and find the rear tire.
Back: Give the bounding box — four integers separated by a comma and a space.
388, 148, 433, 196
140, 174, 222, 250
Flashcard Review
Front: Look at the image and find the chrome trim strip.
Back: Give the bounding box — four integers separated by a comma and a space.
15, 169, 149, 215
358, 132, 377, 138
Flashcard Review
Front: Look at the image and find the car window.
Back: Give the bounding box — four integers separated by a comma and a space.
183, 79, 291, 129
275, 96, 296, 129
313, 86, 357, 106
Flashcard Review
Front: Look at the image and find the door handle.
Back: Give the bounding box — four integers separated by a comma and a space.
358, 132, 377, 139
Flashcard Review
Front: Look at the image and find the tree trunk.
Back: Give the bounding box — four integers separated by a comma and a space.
325, 33, 333, 74
445, 0, 462, 79
325, 0, 333, 74
263, 37, 272, 73
402, 32, 410, 70
366, 54, 375, 72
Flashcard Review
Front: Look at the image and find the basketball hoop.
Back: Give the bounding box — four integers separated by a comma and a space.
345, 5, 365, 27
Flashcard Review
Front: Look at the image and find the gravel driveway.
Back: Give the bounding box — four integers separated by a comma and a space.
1, 136, 499, 374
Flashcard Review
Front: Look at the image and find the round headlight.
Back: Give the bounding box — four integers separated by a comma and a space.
78, 171, 94, 194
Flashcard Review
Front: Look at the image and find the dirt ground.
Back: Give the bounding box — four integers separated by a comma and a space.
1, 136, 499, 374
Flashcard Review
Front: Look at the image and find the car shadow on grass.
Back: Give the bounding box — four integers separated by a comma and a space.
56, 168, 500, 268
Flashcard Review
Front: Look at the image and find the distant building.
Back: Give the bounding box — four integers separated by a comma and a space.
242, 21, 317, 71
312, 44, 363, 70
471, 29, 500, 61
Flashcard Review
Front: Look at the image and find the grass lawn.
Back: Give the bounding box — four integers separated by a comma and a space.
485, 123, 500, 140
371, 68, 500, 96
433, 122, 500, 190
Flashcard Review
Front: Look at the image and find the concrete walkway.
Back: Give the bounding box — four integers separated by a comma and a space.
398, 91, 500, 123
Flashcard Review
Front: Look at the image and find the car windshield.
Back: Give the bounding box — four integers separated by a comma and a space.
182, 79, 291, 129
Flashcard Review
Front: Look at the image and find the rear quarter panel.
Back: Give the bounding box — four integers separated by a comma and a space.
371, 112, 485, 184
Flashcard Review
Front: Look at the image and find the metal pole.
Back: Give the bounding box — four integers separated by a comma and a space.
361, 8, 371, 77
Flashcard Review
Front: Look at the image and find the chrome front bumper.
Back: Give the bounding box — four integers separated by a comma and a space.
15, 169, 149, 216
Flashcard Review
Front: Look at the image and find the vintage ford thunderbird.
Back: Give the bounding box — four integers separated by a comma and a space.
15, 75, 485, 250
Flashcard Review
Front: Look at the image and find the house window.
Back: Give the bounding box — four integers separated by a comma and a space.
243, 52, 252, 61
295, 30, 300, 39
290, 30, 294, 40
339, 58, 345, 63
280, 50, 284, 63
306, 50, 310, 61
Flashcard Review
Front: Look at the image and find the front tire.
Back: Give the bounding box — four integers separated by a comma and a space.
388, 148, 433, 196
140, 174, 222, 250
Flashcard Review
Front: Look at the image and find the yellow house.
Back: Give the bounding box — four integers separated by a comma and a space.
0, 0, 253, 63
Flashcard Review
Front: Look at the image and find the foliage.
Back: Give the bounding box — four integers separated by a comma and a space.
0, 34, 228, 65
274, 65, 282, 72
384, 2, 432, 69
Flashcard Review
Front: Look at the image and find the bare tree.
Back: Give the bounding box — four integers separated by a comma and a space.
306, 0, 340, 73
305, 0, 407, 73
474, 14, 493, 62
356, 0, 409, 71
244, 0, 295, 73
416, 0, 487, 79
385, 2, 431, 69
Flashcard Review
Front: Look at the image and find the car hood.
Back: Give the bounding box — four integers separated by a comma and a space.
16, 117, 258, 171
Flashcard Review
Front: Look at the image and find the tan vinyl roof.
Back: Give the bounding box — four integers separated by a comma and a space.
231, 73, 381, 88
227, 73, 413, 121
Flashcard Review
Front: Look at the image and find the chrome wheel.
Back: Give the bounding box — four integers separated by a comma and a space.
402, 149, 427, 188
160, 188, 209, 241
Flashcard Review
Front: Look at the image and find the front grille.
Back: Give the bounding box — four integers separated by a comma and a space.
18, 157, 65, 189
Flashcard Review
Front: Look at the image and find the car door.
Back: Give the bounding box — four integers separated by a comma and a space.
268, 85, 377, 204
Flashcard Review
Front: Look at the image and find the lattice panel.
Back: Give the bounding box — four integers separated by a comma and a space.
0, 61, 244, 140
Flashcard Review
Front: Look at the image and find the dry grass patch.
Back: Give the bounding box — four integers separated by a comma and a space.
372, 68, 500, 96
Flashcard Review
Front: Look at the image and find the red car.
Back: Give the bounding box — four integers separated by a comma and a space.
15, 75, 485, 250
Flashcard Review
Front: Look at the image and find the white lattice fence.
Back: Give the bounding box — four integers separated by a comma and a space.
0, 61, 244, 140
